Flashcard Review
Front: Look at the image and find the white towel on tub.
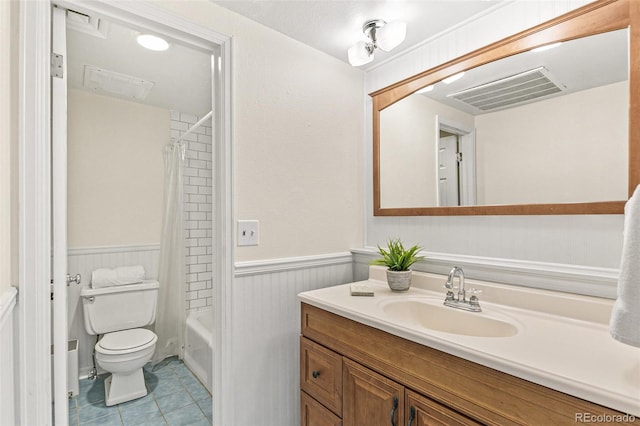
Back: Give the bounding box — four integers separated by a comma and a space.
91, 265, 146, 288
610, 185, 640, 347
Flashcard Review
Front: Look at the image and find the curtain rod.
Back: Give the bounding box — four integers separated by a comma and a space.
175, 110, 213, 143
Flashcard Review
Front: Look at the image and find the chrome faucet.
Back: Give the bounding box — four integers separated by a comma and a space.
444, 266, 481, 312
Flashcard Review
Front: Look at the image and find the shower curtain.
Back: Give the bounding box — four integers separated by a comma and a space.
152, 141, 186, 364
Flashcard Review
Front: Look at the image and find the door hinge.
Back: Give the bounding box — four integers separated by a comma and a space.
456, 152, 463, 163
51, 53, 64, 78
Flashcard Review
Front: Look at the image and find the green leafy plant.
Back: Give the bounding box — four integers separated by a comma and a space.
371, 238, 425, 271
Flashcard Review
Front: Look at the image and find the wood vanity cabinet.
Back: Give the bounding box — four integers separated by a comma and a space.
301, 391, 341, 426
300, 302, 639, 426
342, 357, 405, 426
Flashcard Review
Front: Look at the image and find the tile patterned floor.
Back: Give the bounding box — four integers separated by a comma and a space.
68, 357, 212, 426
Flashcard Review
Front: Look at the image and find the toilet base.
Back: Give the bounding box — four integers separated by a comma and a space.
103, 368, 148, 406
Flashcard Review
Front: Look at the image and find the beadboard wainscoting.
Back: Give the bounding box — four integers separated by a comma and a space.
352, 248, 619, 299
0, 287, 18, 426
67, 245, 161, 377
232, 252, 353, 426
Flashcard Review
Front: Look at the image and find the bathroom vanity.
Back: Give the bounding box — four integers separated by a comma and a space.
298, 268, 640, 425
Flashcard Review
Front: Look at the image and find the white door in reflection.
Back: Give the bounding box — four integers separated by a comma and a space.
438, 134, 460, 206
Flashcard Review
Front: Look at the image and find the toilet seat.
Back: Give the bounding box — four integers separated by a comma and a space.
97, 329, 157, 355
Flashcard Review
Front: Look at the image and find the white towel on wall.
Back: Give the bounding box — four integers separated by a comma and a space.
610, 185, 640, 347
91, 265, 146, 289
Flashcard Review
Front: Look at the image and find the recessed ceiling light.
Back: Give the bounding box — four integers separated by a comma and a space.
136, 34, 170, 51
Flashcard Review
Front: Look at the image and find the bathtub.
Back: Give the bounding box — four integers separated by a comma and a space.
184, 309, 212, 393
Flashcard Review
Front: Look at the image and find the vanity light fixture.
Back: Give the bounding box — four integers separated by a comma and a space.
531, 42, 562, 53
443, 72, 465, 84
348, 19, 407, 67
136, 34, 170, 51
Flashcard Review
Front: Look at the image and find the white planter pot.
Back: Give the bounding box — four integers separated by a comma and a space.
386, 269, 412, 292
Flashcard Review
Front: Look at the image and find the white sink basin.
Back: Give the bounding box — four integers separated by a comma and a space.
381, 298, 519, 337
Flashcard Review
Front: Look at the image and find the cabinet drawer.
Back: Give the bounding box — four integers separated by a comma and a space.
300, 337, 342, 416
301, 391, 342, 426
406, 389, 481, 426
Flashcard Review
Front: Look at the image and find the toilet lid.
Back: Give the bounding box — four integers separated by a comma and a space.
98, 329, 156, 351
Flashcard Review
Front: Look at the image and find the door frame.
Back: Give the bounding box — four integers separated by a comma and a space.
18, 2, 53, 424
435, 116, 477, 206
51, 7, 68, 426
18, 2, 234, 425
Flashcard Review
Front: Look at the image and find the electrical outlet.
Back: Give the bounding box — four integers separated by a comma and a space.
237, 220, 259, 246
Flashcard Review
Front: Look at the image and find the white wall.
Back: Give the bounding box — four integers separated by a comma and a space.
1, 1, 19, 424
476, 82, 628, 205
378, 81, 628, 208
0, 0, 10, 297
380, 94, 474, 208
67, 89, 169, 247
150, 2, 364, 425
156, 0, 364, 263
0, 0, 17, 296
67, 90, 171, 376
365, 0, 625, 273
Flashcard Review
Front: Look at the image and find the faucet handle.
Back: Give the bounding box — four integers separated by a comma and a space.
468, 288, 482, 305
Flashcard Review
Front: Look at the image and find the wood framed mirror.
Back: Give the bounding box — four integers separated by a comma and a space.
371, 0, 639, 216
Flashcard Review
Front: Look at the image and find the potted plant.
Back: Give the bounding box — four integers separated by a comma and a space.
371, 238, 425, 292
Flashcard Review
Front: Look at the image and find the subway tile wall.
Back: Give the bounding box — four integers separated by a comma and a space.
171, 111, 213, 312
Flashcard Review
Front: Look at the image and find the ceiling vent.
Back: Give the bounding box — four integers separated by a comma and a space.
448, 67, 565, 112
67, 10, 109, 39
83, 65, 154, 100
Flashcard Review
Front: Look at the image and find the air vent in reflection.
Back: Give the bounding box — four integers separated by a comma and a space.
448, 67, 565, 111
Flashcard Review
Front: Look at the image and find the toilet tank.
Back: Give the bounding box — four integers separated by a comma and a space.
80, 281, 159, 335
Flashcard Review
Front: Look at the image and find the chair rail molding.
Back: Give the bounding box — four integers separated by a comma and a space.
352, 248, 619, 298
235, 252, 353, 277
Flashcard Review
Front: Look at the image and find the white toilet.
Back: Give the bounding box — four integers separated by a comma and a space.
80, 280, 159, 406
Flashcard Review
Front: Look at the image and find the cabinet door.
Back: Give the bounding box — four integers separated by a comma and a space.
343, 358, 404, 426
406, 390, 481, 426
301, 391, 342, 426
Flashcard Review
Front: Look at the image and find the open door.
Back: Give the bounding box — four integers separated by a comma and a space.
51, 5, 69, 425
438, 134, 460, 206
435, 116, 477, 206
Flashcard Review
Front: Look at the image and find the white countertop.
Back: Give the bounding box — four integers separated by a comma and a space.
298, 267, 640, 416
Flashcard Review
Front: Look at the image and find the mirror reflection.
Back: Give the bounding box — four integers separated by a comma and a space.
379, 29, 629, 209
